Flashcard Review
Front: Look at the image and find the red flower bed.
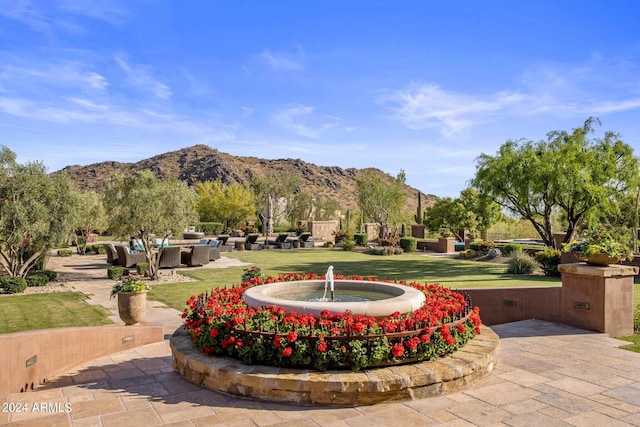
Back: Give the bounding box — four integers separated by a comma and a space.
182, 273, 482, 371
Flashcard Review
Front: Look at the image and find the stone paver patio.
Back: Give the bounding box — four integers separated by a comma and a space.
1, 254, 639, 426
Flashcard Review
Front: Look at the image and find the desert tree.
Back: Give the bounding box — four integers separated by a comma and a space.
356, 169, 406, 238
472, 118, 638, 248
103, 170, 197, 280
70, 191, 107, 255
250, 173, 298, 235
0, 146, 79, 277
286, 190, 313, 228
195, 180, 255, 231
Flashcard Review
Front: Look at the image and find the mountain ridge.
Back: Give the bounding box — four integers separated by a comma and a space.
58, 144, 436, 212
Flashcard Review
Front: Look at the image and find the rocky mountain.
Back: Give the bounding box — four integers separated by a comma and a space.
58, 145, 436, 212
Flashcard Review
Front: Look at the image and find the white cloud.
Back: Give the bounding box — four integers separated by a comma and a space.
0, 61, 108, 92
115, 56, 172, 99
379, 84, 525, 135
381, 55, 640, 135
271, 105, 340, 138
0, 0, 127, 35
256, 48, 304, 71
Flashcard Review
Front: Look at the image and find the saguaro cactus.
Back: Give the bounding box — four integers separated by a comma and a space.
414, 192, 424, 224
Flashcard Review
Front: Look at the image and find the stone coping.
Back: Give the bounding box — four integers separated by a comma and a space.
170, 325, 499, 406
242, 280, 427, 317
559, 262, 639, 278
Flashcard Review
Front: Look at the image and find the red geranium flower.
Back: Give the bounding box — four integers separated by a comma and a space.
282, 347, 293, 357
391, 343, 405, 358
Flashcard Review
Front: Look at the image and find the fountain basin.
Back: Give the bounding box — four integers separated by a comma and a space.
243, 280, 426, 317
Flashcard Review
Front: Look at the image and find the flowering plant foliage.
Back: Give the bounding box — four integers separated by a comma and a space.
241, 266, 264, 283
110, 273, 150, 299
332, 230, 352, 239
563, 227, 633, 261
182, 273, 482, 371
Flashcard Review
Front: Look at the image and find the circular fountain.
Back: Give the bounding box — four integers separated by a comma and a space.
243, 279, 427, 317
171, 267, 499, 405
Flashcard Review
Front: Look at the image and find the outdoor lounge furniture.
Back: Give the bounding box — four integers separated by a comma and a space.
267, 233, 292, 249
103, 243, 119, 265
297, 232, 314, 248
181, 244, 210, 267
216, 234, 233, 252
114, 245, 147, 268
244, 233, 263, 250
158, 246, 182, 269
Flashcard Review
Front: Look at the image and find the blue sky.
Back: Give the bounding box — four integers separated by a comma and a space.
1, 1, 640, 197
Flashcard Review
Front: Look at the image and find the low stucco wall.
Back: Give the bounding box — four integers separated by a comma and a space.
307, 220, 337, 243
461, 287, 562, 326
0, 325, 164, 395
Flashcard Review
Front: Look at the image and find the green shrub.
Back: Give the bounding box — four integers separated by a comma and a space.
469, 242, 482, 251
323, 242, 334, 248
197, 222, 225, 235
87, 244, 105, 254
136, 262, 149, 276
506, 252, 539, 274
107, 267, 129, 280
353, 233, 368, 246
273, 226, 289, 233
367, 246, 402, 256
57, 241, 70, 249
503, 243, 523, 256
57, 249, 73, 257
0, 276, 27, 294
399, 237, 418, 252
486, 248, 502, 259
634, 303, 640, 334
341, 240, 356, 251
534, 247, 562, 277
26, 273, 49, 287
31, 269, 57, 282
478, 241, 496, 252
459, 249, 477, 259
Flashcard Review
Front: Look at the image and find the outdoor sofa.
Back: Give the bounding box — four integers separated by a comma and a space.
158, 246, 182, 269
114, 245, 147, 268
181, 244, 210, 267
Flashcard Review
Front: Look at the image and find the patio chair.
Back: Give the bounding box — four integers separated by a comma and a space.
130, 238, 144, 251
298, 232, 314, 248
181, 244, 210, 267
114, 245, 147, 268
158, 246, 182, 269
216, 234, 233, 252
103, 243, 119, 265
268, 233, 292, 249
244, 233, 263, 250
206, 239, 221, 261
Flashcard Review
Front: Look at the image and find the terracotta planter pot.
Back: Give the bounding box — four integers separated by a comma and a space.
117, 291, 147, 325
586, 253, 619, 266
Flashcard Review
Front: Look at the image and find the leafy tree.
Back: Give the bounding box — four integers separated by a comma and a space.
356, 169, 406, 238
195, 180, 255, 231
70, 191, 107, 255
287, 190, 313, 227
424, 197, 474, 239
0, 147, 79, 277
425, 189, 502, 240
103, 170, 197, 280
472, 118, 639, 248
250, 173, 298, 235
313, 195, 340, 221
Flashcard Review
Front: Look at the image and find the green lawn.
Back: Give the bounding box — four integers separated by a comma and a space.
0, 292, 113, 334
151, 248, 562, 311
1, 249, 638, 336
